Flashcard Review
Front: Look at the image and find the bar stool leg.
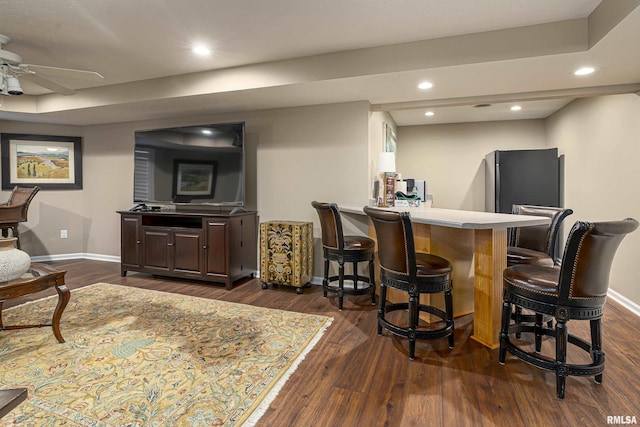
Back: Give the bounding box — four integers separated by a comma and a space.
323, 259, 329, 298
353, 261, 358, 289
534, 313, 544, 353
445, 288, 454, 349
408, 291, 418, 360
591, 318, 604, 384
338, 260, 345, 311
378, 282, 387, 335
499, 300, 512, 364
369, 259, 376, 305
515, 306, 523, 339
556, 319, 568, 398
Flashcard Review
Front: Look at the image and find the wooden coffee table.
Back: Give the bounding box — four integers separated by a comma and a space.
0, 263, 69, 343
0, 388, 27, 419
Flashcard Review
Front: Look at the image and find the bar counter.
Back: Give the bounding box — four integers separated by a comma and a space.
340, 205, 550, 349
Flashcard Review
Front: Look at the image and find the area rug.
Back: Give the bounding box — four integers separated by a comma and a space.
0, 283, 332, 426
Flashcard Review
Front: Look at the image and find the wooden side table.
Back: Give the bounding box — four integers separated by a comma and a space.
0, 263, 69, 343
260, 221, 313, 294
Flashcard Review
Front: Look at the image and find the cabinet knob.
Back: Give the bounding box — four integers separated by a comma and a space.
136, 240, 141, 244
167, 243, 174, 246
203, 245, 208, 249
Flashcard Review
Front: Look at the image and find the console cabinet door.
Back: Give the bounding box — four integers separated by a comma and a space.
142, 228, 171, 272
121, 215, 142, 269
173, 230, 204, 275
205, 220, 228, 276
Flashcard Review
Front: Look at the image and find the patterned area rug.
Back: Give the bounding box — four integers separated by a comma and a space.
0, 284, 332, 426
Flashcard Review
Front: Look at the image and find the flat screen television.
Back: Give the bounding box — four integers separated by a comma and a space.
133, 122, 245, 207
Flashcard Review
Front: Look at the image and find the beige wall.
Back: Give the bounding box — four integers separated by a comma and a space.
395, 95, 640, 307
4, 95, 639, 306
0, 121, 86, 256
546, 94, 640, 304
397, 120, 547, 210
2, 101, 370, 278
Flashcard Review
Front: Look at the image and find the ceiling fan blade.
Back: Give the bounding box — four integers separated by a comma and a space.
23, 64, 104, 81
20, 73, 76, 96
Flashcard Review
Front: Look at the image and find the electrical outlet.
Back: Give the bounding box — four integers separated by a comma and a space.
60, 230, 68, 239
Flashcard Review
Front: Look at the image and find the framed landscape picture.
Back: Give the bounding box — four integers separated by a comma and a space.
1, 133, 83, 190
384, 122, 396, 153
173, 160, 217, 199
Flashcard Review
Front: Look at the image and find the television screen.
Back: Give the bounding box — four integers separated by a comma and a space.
133, 122, 245, 206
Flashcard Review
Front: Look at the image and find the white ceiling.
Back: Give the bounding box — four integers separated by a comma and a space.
1, 0, 639, 126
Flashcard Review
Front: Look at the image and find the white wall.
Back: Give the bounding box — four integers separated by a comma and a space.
546, 94, 640, 305
398, 120, 547, 210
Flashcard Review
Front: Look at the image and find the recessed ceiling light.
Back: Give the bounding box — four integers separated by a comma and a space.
418, 81, 433, 90
510, 105, 522, 111
192, 45, 211, 56
425, 111, 435, 116
201, 129, 212, 135
574, 66, 595, 76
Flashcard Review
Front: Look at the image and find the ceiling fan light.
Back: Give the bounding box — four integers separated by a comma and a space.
6, 76, 23, 95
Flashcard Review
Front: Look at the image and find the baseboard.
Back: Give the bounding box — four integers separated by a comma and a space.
608, 288, 640, 317
30, 253, 120, 263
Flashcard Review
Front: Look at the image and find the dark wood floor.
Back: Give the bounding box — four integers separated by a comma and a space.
4, 259, 640, 426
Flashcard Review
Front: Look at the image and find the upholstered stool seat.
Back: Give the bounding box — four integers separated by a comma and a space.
503, 264, 561, 303
364, 206, 454, 360
416, 253, 452, 276
499, 218, 638, 398
343, 236, 375, 251
311, 201, 376, 310
506, 246, 555, 267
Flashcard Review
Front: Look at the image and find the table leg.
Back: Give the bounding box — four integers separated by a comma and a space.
471, 228, 507, 348
52, 284, 71, 343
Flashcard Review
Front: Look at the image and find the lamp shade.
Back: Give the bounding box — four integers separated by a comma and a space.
377, 152, 396, 173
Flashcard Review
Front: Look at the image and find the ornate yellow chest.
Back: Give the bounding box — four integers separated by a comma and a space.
259, 221, 313, 293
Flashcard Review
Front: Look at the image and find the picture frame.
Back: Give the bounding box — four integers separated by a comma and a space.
384, 122, 397, 153
172, 160, 217, 199
1, 133, 83, 190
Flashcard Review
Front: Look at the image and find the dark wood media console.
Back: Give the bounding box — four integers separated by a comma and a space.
118, 210, 257, 289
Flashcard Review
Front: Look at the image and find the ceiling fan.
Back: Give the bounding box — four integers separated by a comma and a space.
0, 34, 103, 96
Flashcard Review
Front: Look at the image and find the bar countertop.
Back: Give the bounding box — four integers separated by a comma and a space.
340, 205, 550, 229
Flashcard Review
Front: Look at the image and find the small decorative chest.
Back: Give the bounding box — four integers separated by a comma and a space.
260, 220, 313, 294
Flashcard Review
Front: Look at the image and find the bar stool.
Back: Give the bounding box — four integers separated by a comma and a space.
507, 205, 573, 337
499, 218, 638, 398
508, 205, 573, 267
311, 201, 376, 310
364, 206, 454, 360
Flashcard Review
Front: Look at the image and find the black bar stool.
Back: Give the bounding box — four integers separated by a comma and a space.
311, 201, 376, 310
499, 218, 638, 398
364, 206, 454, 360
507, 205, 573, 336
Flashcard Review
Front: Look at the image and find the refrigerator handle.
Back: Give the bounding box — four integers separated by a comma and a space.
495, 162, 500, 212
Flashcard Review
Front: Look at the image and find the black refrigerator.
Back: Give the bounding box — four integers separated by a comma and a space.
485, 148, 560, 213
